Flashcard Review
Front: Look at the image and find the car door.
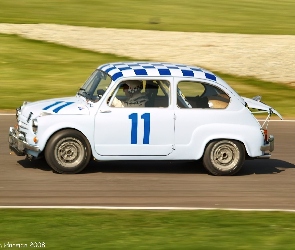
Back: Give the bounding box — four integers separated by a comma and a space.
94, 79, 175, 156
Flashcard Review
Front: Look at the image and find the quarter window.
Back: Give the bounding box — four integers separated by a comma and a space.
177, 81, 230, 109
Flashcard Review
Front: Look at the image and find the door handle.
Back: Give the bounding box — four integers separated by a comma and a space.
100, 110, 111, 113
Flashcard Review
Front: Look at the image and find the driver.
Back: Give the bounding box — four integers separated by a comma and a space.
111, 80, 149, 107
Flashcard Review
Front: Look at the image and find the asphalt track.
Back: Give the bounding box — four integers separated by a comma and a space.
0, 115, 294, 210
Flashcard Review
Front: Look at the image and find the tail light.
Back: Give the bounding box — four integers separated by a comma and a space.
263, 129, 268, 143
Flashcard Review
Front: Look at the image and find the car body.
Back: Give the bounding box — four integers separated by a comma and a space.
8, 62, 282, 175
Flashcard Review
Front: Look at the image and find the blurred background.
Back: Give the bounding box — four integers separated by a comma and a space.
0, 0, 294, 116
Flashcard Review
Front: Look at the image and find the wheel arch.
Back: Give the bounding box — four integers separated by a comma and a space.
36, 115, 95, 154
189, 124, 262, 159
44, 127, 92, 158
202, 138, 247, 159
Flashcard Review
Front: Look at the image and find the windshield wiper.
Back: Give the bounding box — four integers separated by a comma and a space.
77, 88, 90, 98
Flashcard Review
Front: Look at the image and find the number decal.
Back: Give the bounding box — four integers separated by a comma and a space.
141, 113, 150, 144
129, 113, 150, 144
129, 113, 138, 144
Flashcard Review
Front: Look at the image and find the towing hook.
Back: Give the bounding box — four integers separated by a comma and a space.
26, 155, 34, 161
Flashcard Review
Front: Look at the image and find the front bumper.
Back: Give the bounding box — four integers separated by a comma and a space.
8, 127, 39, 156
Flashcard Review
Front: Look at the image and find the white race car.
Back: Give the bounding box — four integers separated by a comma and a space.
8, 62, 282, 175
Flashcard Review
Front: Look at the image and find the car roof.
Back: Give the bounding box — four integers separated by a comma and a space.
98, 61, 245, 105
98, 61, 217, 82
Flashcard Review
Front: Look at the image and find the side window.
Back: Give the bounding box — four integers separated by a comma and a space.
109, 79, 170, 108
177, 81, 230, 109
145, 80, 170, 108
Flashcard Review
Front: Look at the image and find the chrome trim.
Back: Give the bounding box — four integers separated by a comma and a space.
256, 153, 271, 159
8, 127, 39, 156
16, 107, 21, 120
27, 112, 33, 123
32, 118, 38, 133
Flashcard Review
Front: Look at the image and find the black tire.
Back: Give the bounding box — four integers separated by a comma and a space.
45, 129, 91, 174
203, 140, 245, 176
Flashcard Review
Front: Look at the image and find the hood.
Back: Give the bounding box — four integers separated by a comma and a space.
242, 96, 283, 120
19, 96, 90, 119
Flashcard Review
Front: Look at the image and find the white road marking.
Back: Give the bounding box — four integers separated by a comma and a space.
258, 120, 295, 122
0, 206, 295, 212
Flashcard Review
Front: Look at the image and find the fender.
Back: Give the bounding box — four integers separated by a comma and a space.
188, 123, 264, 159
35, 114, 95, 152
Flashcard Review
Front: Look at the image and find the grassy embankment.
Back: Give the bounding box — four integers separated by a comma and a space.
1, 0, 295, 35
1, 34, 293, 117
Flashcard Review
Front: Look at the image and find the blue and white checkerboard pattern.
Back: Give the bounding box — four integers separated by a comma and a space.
99, 62, 217, 82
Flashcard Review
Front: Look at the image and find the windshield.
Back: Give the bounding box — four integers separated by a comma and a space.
77, 69, 112, 102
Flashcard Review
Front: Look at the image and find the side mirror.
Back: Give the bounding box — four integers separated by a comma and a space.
97, 89, 105, 99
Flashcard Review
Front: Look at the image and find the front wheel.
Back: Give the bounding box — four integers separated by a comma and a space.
203, 140, 245, 176
45, 129, 91, 174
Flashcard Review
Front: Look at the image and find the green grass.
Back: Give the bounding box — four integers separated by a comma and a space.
0, 0, 295, 35
1, 209, 295, 249
0, 34, 132, 109
0, 34, 294, 117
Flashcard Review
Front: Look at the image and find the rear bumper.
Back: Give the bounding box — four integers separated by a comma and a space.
260, 135, 274, 152
256, 135, 274, 159
8, 127, 39, 156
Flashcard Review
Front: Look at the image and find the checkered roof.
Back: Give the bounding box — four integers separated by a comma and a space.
99, 62, 217, 82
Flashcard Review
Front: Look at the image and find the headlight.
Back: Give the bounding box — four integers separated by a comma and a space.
32, 119, 38, 133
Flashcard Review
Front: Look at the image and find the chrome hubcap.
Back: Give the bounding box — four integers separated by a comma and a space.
55, 137, 84, 168
211, 141, 240, 171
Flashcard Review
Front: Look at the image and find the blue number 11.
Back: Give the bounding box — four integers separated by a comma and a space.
129, 113, 150, 144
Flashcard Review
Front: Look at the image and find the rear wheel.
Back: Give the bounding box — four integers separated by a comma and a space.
203, 140, 245, 176
45, 129, 91, 174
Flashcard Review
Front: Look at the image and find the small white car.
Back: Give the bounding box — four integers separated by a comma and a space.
8, 62, 282, 175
